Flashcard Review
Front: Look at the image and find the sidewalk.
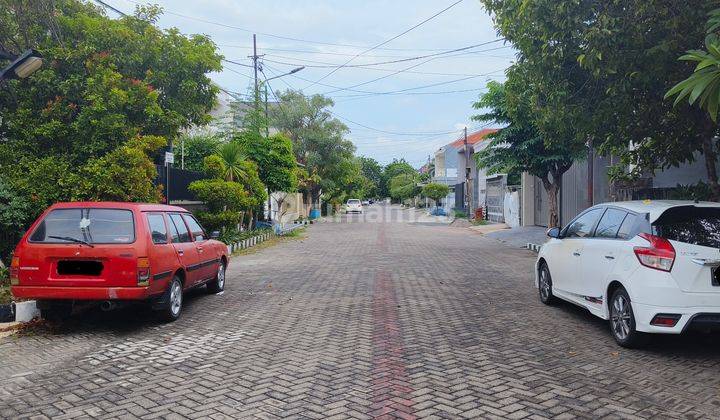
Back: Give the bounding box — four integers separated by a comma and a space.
484, 226, 548, 250
411, 207, 453, 224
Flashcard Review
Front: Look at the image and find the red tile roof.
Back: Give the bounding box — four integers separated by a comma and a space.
449, 128, 498, 148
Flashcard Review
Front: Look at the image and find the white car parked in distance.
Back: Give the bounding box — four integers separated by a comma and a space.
346, 199, 363, 214
536, 200, 720, 347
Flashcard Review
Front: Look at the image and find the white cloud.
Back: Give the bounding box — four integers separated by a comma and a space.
119, 0, 510, 163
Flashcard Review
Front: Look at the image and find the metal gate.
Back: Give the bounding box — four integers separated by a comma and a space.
454, 183, 465, 212
534, 176, 549, 227
486, 176, 505, 223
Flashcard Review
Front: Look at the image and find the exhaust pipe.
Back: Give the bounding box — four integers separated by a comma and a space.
100, 301, 117, 312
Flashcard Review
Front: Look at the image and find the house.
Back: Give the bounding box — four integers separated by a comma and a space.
432, 128, 498, 214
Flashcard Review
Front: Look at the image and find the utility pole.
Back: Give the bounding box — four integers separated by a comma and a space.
264, 84, 269, 138
252, 34, 259, 106
463, 127, 473, 216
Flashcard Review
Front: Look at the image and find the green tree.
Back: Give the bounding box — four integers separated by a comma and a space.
0, 181, 31, 264
357, 156, 382, 198
484, 0, 717, 199
422, 183, 451, 208
0, 1, 221, 163
474, 80, 580, 227
213, 142, 250, 183
269, 89, 357, 211
175, 134, 223, 172
665, 7, 720, 198
0, 1, 222, 258
389, 173, 419, 203
234, 130, 298, 193
190, 148, 267, 231
382, 159, 416, 198
480, 0, 616, 225
71, 135, 166, 202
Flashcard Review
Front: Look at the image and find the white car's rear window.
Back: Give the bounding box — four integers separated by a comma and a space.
347, 200, 361, 205
654, 206, 720, 248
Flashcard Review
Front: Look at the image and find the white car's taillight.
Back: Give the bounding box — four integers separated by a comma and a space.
633, 233, 675, 272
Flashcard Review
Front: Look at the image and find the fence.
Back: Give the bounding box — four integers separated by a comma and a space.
613, 187, 678, 201
486, 176, 507, 223
155, 165, 206, 203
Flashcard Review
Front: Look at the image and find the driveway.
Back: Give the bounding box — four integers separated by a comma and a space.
1, 205, 719, 418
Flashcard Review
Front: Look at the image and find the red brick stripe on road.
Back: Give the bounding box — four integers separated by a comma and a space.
373, 223, 414, 418
372, 269, 416, 420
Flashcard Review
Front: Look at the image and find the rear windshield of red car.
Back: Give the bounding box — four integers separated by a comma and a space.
29, 208, 135, 244
653, 206, 720, 248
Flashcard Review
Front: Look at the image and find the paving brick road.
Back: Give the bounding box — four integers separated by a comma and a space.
2, 205, 720, 419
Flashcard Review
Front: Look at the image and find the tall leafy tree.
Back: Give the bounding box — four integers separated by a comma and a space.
485, 0, 716, 198
389, 173, 420, 203
665, 7, 720, 198
357, 156, 383, 198
381, 159, 416, 198
269, 89, 357, 209
0, 1, 222, 260
474, 79, 581, 227
0, 1, 222, 163
174, 134, 223, 172
234, 130, 298, 193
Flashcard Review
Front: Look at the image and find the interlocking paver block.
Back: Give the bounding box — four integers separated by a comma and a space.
1, 207, 720, 418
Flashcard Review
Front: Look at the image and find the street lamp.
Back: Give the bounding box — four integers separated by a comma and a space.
0, 50, 43, 81
265, 66, 305, 83
262, 66, 304, 138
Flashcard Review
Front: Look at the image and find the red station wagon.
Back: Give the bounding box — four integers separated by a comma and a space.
10, 202, 229, 321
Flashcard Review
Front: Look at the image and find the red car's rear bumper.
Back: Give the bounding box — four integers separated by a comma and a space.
11, 286, 151, 301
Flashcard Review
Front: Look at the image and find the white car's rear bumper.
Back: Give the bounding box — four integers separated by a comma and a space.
633, 301, 720, 334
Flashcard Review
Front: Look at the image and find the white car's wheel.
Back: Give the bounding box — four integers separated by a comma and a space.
538, 263, 557, 305
609, 287, 647, 348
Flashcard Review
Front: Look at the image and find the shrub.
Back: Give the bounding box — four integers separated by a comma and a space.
188, 179, 250, 213
194, 210, 241, 232
454, 209, 468, 218
422, 183, 451, 203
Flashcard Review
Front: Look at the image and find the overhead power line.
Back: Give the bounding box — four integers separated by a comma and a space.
302, 0, 465, 89
260, 62, 499, 97
222, 58, 254, 68
257, 41, 508, 70
119, 0, 477, 52
262, 65, 465, 138
92, 0, 127, 16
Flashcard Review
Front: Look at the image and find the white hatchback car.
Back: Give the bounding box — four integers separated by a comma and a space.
537, 200, 720, 347
346, 199, 363, 214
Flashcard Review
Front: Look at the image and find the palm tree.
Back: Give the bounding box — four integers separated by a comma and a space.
216, 142, 249, 183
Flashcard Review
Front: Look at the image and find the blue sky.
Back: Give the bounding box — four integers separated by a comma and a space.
112, 0, 514, 166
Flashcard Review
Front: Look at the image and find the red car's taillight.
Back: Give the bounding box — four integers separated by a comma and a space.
633, 233, 675, 272
137, 257, 151, 286
9, 256, 20, 285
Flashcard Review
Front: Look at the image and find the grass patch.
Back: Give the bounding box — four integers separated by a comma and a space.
453, 210, 468, 219
471, 219, 489, 226
231, 228, 306, 256
282, 227, 306, 238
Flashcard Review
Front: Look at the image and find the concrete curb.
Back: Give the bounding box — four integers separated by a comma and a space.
13, 300, 40, 322
527, 243, 542, 253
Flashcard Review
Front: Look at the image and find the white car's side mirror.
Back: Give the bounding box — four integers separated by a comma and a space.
547, 227, 561, 239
